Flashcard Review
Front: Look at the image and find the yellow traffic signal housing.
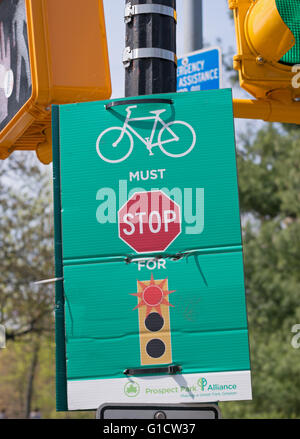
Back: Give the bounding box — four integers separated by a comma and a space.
230, 0, 300, 100
0, 0, 111, 164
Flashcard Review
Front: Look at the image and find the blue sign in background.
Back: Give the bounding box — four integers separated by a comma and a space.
177, 47, 222, 93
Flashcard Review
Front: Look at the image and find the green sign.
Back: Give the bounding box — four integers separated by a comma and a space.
52, 89, 252, 411
55, 90, 241, 260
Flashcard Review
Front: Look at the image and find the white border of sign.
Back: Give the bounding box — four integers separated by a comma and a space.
67, 370, 252, 411
178, 46, 222, 90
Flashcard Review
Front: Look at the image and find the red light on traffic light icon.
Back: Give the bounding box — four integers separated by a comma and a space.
132, 274, 175, 317
132, 274, 174, 366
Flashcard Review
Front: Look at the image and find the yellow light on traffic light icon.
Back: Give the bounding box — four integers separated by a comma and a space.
132, 274, 174, 366
0, 0, 111, 164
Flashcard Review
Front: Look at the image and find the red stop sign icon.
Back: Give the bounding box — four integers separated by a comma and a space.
118, 190, 181, 253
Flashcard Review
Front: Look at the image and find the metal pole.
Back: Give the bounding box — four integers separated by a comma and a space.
184, 0, 203, 53
124, 0, 177, 97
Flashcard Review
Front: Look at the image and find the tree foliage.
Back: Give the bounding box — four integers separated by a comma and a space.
0, 153, 54, 341
221, 124, 300, 419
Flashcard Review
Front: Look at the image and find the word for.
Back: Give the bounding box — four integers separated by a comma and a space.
137, 259, 166, 271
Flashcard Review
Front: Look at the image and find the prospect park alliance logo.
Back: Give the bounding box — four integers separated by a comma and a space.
123, 377, 237, 398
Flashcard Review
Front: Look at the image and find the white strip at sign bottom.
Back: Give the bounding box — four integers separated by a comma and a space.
67, 370, 252, 411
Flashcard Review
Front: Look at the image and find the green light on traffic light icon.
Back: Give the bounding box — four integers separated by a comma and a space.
276, 0, 300, 64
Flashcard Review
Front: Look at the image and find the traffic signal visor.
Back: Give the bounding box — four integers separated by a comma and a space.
230, 0, 300, 100
0, 0, 111, 164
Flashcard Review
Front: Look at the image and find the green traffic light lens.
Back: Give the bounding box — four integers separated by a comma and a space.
276, 0, 300, 64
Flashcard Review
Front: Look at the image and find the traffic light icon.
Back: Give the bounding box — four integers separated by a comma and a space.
230, 0, 300, 100
132, 274, 175, 366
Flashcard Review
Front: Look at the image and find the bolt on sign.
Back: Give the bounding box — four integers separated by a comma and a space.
52, 90, 252, 411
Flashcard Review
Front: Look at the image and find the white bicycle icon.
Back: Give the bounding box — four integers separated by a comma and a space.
96, 105, 196, 163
